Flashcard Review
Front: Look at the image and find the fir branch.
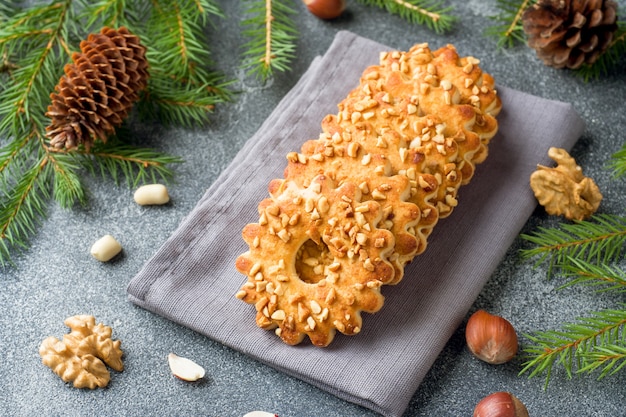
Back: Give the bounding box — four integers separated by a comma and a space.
0, 2, 11, 20
0, 129, 35, 184
146, 0, 223, 83
558, 256, 626, 293
81, 0, 151, 30
355, 0, 456, 34
48, 152, 87, 209
77, 141, 183, 188
139, 78, 232, 127
240, 0, 298, 81
520, 214, 626, 277
0, 0, 75, 137
142, 0, 231, 123
608, 139, 626, 179
575, 23, 626, 82
485, 0, 535, 48
0, 148, 52, 266
577, 343, 626, 379
520, 306, 626, 387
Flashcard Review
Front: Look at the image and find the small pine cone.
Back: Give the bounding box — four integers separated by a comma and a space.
46, 27, 149, 150
522, 0, 619, 69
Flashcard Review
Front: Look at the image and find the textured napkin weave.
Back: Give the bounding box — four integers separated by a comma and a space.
128, 31, 585, 417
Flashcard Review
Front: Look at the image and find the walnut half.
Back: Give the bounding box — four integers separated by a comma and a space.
39, 315, 124, 389
530, 147, 602, 221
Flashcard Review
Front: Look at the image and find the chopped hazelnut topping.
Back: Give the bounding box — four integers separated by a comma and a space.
310, 300, 322, 315
271, 310, 286, 321
347, 142, 360, 158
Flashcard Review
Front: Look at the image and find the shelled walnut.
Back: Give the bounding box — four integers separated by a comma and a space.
39, 315, 124, 389
530, 147, 602, 221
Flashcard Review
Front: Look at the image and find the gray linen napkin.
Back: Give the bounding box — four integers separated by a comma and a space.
127, 31, 585, 417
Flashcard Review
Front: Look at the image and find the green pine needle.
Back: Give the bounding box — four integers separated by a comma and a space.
240, 0, 298, 81
558, 256, 626, 293
0, 0, 229, 266
520, 214, 626, 277
355, 0, 456, 34
145, 0, 223, 83
608, 139, 626, 179
0, 2, 11, 19
78, 141, 183, 188
520, 306, 626, 387
50, 152, 87, 209
485, 0, 535, 48
139, 78, 232, 127
81, 0, 150, 29
0, 150, 52, 266
0, 0, 76, 138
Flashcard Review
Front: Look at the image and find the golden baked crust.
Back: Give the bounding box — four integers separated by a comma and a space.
236, 42, 501, 345
236, 175, 395, 346
282, 43, 501, 284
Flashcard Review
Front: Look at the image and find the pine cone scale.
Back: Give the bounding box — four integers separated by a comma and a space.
602, 6, 616, 24
580, 34, 598, 51
566, 30, 582, 47
572, 11, 586, 28
46, 27, 149, 150
589, 9, 603, 27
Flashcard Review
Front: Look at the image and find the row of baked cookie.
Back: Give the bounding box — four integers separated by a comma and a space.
235, 42, 502, 347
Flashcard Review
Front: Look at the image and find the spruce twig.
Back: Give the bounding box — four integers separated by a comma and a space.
140, 0, 232, 125
558, 256, 626, 293
75, 141, 183, 188
608, 139, 626, 179
81, 0, 150, 30
240, 0, 298, 81
520, 307, 626, 387
520, 214, 626, 277
0, 133, 52, 266
0, 0, 76, 136
355, 0, 456, 33
485, 0, 535, 48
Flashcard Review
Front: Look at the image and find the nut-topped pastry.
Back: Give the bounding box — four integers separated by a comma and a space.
236, 42, 501, 346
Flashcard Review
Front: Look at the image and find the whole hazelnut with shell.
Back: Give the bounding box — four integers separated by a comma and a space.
303, 0, 346, 20
473, 392, 529, 417
465, 310, 518, 365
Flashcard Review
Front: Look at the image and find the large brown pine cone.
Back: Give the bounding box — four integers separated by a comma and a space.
522, 0, 618, 69
46, 27, 149, 150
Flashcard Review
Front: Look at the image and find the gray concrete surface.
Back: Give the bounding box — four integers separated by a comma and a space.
2, 1, 625, 416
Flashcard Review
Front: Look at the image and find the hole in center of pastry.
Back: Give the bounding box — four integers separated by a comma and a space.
295, 239, 333, 284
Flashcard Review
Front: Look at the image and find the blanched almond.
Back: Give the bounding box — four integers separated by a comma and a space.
167, 353, 205, 381
134, 184, 170, 205
90, 235, 122, 262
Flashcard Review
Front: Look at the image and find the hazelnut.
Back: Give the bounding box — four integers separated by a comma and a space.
465, 310, 518, 365
473, 392, 529, 417
303, 0, 346, 20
